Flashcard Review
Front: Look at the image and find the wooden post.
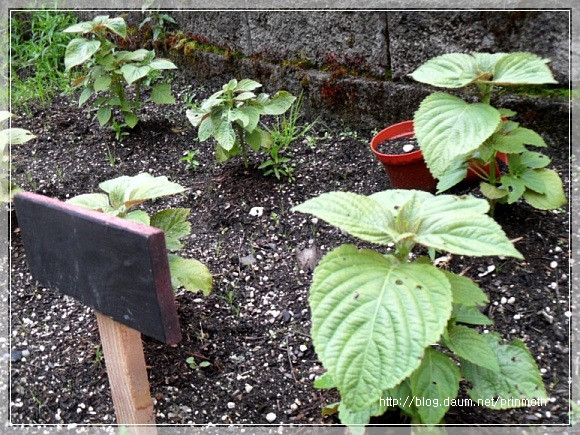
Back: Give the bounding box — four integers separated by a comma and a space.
96, 312, 157, 433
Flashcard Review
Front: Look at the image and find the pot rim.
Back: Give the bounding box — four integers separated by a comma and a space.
370, 120, 424, 164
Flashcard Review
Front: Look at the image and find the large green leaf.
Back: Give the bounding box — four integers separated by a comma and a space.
63, 21, 95, 34
125, 210, 150, 225
64, 38, 101, 70
414, 93, 501, 177
292, 191, 397, 245
444, 325, 499, 372
488, 53, 557, 85
150, 208, 191, 250
0, 128, 36, 152
66, 193, 110, 211
262, 91, 296, 115
296, 190, 522, 259
149, 58, 177, 70
99, 173, 186, 209
520, 151, 550, 169
472, 52, 509, 74
522, 169, 566, 210
410, 53, 479, 88
151, 83, 175, 104
168, 254, 212, 296
442, 271, 488, 307
214, 119, 236, 150
96, 107, 111, 126
500, 175, 526, 204
120, 64, 152, 84
310, 245, 453, 410
116, 49, 151, 62
314, 372, 337, 389
235, 79, 262, 92
452, 304, 493, 326
94, 75, 112, 92
101, 16, 127, 38
461, 333, 547, 408
409, 348, 460, 424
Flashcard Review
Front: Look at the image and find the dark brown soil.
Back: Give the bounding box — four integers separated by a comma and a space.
9, 74, 570, 426
376, 136, 418, 155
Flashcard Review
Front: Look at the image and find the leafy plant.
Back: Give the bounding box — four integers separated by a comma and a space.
411, 52, 566, 214
186, 78, 295, 169
10, 11, 79, 112
180, 150, 200, 170
63, 15, 177, 136
67, 173, 212, 295
139, 0, 177, 42
293, 189, 546, 428
0, 112, 36, 201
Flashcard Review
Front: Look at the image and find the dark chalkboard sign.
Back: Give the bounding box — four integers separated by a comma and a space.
14, 192, 182, 345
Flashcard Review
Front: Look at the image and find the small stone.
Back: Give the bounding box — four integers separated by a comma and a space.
296, 245, 323, 271
245, 384, 253, 393
299, 344, 308, 352
10, 350, 23, 362
564, 311, 572, 318
514, 314, 521, 320
227, 402, 235, 409
21, 349, 30, 357
240, 255, 257, 267
478, 265, 496, 277
550, 261, 558, 268
507, 296, 515, 304
290, 403, 298, 411
500, 297, 507, 304
266, 412, 277, 422
554, 246, 562, 253
249, 207, 264, 217
402, 144, 414, 153
311, 218, 319, 224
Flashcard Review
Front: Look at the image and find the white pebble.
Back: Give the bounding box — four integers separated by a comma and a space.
500, 297, 507, 304
564, 311, 572, 318
507, 297, 515, 304
550, 261, 558, 268
245, 384, 253, 393
514, 314, 521, 320
266, 412, 277, 422
402, 144, 415, 153
249, 207, 264, 217
227, 402, 235, 409
311, 218, 318, 224
554, 246, 562, 253
540, 368, 547, 374
478, 265, 496, 277
299, 344, 308, 352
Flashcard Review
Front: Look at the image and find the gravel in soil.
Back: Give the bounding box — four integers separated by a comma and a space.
375, 136, 418, 155
9, 75, 570, 425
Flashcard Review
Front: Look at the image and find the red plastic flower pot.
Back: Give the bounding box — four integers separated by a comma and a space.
370, 120, 437, 192
370, 120, 508, 191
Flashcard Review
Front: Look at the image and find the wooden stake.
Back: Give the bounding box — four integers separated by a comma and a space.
96, 311, 157, 434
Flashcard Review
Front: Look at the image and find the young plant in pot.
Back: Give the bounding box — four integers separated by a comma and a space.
411, 52, 566, 214
293, 189, 546, 430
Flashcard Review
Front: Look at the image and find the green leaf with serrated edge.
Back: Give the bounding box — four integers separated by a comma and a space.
197, 116, 215, 141
338, 398, 390, 435
150, 208, 191, 251
436, 163, 468, 193
452, 304, 493, 326
235, 79, 262, 92
314, 372, 337, 389
495, 127, 547, 153
498, 108, 517, 117
63, 21, 94, 33
149, 58, 177, 70
151, 83, 175, 104
67, 193, 110, 211
520, 169, 547, 194
214, 119, 236, 150
0, 128, 35, 148
120, 64, 152, 84
520, 151, 550, 169
239, 106, 261, 132
116, 49, 150, 62
65, 38, 101, 70
472, 52, 509, 74
413, 195, 523, 259
99, 173, 186, 208
200, 90, 224, 110
124, 112, 138, 128
409, 348, 460, 424
235, 92, 256, 101
229, 108, 249, 127
500, 175, 526, 204
97, 107, 111, 126
444, 325, 499, 372
310, 245, 452, 410
223, 78, 237, 92
262, 91, 296, 115
414, 93, 501, 177
491, 135, 527, 153
125, 210, 150, 225
442, 271, 488, 307
168, 254, 212, 296
461, 332, 547, 408
102, 17, 127, 38
292, 191, 397, 245
523, 169, 566, 210
410, 53, 479, 88
488, 52, 557, 86
185, 108, 205, 127
480, 182, 508, 200
507, 153, 526, 174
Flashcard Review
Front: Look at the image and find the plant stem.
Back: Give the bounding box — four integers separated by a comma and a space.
234, 123, 249, 168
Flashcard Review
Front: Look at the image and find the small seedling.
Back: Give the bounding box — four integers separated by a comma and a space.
185, 356, 211, 370
180, 150, 200, 170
